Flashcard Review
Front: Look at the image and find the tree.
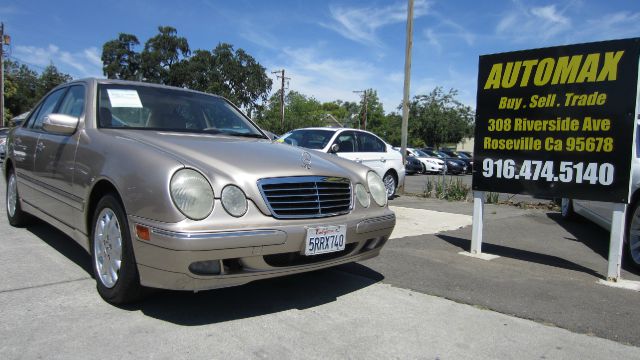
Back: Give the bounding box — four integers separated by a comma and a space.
37, 64, 73, 99
4, 60, 38, 120
258, 90, 325, 134
102, 33, 141, 80
100, 28, 272, 113
174, 43, 272, 114
141, 26, 190, 84
408, 87, 474, 148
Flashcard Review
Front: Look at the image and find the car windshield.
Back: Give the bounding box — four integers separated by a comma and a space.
278, 129, 335, 149
423, 149, 444, 158
414, 149, 430, 157
97, 84, 264, 138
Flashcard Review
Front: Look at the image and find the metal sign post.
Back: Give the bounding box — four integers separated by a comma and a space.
607, 203, 627, 281
470, 191, 484, 254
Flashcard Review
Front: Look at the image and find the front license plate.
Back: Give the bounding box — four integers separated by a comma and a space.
304, 225, 347, 256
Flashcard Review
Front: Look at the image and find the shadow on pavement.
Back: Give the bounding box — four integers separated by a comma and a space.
436, 233, 604, 279
547, 212, 640, 277
25, 217, 93, 275
122, 263, 383, 326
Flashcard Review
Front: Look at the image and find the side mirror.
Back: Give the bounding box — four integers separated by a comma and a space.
330, 143, 340, 153
42, 113, 79, 135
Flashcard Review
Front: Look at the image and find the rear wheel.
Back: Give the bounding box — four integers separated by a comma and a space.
6, 169, 30, 227
90, 194, 143, 304
383, 172, 397, 199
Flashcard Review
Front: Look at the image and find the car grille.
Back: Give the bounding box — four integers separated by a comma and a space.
258, 176, 352, 219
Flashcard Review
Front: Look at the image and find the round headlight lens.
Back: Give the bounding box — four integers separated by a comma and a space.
221, 185, 248, 217
367, 171, 387, 206
170, 169, 214, 220
355, 183, 370, 208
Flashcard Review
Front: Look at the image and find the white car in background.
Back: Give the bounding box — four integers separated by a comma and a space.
395, 147, 445, 174
279, 127, 405, 198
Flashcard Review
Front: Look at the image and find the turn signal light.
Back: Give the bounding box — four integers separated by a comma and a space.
135, 224, 150, 241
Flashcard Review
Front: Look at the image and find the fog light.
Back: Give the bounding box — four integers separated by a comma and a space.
189, 260, 222, 275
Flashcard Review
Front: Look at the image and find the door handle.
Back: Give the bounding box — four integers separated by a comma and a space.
355, 158, 362, 163
36, 141, 45, 152
380, 158, 386, 163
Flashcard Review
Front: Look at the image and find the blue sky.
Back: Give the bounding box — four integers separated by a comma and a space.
2, 0, 640, 112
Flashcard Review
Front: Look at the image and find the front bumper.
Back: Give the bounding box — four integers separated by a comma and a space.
129, 207, 395, 291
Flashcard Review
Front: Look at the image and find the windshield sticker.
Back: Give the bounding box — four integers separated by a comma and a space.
107, 89, 143, 108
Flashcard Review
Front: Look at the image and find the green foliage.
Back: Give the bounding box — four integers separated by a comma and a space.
257, 90, 325, 134
3, 60, 72, 121
100, 27, 272, 112
102, 33, 141, 80
409, 87, 474, 148
485, 192, 500, 204
423, 176, 470, 201
141, 26, 190, 84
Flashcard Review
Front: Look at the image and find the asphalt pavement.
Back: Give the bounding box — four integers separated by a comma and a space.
1, 176, 640, 359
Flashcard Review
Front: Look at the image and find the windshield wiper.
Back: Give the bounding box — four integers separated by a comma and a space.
219, 131, 266, 138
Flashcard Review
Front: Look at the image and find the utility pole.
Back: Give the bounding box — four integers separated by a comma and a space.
0, 22, 5, 128
353, 90, 368, 130
272, 69, 289, 131
400, 0, 414, 194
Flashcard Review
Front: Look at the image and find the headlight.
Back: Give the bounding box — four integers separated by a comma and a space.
355, 183, 370, 208
221, 185, 248, 217
170, 169, 214, 220
367, 171, 387, 206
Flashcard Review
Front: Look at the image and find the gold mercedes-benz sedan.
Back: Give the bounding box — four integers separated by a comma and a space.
3, 79, 395, 304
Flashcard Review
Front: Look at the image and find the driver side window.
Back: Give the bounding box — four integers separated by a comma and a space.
30, 88, 66, 130
333, 132, 356, 153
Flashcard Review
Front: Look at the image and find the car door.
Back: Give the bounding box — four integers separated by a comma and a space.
354, 131, 387, 177
332, 130, 360, 162
32, 84, 85, 227
11, 88, 67, 206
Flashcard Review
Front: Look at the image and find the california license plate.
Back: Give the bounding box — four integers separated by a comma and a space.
304, 225, 347, 256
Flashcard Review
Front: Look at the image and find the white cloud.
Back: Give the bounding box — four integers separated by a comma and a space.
324, 0, 432, 46
583, 11, 640, 40
496, 3, 572, 41
422, 16, 475, 54
14, 44, 103, 78
267, 46, 407, 113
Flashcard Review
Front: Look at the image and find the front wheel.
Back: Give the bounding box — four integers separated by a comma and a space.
560, 198, 574, 220
383, 172, 396, 199
6, 169, 30, 227
91, 194, 143, 304
626, 203, 640, 269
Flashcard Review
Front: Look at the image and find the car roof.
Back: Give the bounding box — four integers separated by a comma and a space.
58, 77, 225, 99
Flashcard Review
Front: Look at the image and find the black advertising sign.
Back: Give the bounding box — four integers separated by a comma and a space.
473, 38, 640, 203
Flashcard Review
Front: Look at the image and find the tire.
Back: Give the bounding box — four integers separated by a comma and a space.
6, 169, 30, 227
90, 193, 143, 304
420, 163, 426, 174
625, 203, 640, 269
383, 172, 397, 199
560, 198, 575, 220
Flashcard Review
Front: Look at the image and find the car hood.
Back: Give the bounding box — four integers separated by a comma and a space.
110, 130, 363, 212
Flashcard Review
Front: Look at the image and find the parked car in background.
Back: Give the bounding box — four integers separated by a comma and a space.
3, 78, 396, 304
278, 127, 405, 198
440, 149, 473, 174
0, 127, 10, 161
394, 147, 445, 174
10, 112, 29, 127
404, 155, 424, 175
421, 148, 467, 175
